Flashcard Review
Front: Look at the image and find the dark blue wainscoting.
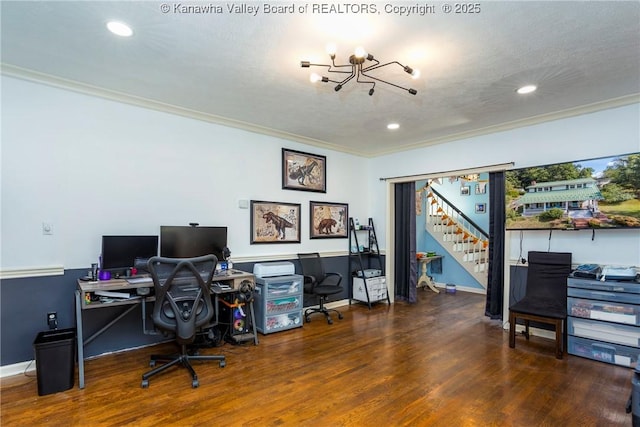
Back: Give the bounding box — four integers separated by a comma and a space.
1, 254, 380, 366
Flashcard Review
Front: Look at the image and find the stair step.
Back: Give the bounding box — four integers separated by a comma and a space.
464, 248, 487, 254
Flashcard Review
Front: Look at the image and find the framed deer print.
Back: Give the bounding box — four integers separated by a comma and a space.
282, 148, 326, 193
309, 201, 348, 239
250, 200, 301, 244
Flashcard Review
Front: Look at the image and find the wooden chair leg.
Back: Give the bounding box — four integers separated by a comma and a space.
563, 319, 567, 357
555, 319, 563, 359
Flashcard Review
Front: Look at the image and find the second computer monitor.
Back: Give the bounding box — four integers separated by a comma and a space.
160, 226, 227, 262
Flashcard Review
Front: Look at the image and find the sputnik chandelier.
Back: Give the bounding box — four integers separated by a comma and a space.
301, 44, 420, 96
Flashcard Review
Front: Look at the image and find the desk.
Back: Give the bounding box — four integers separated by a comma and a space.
417, 256, 443, 293
74, 269, 257, 389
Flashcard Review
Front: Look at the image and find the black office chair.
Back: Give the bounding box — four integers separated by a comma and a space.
297, 252, 344, 325
141, 255, 225, 388
509, 251, 572, 359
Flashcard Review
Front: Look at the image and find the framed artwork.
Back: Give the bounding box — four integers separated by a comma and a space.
461, 185, 470, 196
309, 201, 348, 239
250, 200, 301, 244
475, 182, 487, 195
282, 148, 326, 193
475, 203, 487, 214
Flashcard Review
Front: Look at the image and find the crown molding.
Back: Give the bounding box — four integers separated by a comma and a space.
3, 63, 637, 159
0, 64, 364, 157
372, 94, 640, 157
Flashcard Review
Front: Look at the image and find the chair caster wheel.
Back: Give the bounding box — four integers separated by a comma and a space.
219, 360, 226, 368
192, 380, 199, 388
149, 360, 156, 367
305, 317, 311, 323
141, 380, 149, 388
327, 318, 333, 325
338, 313, 344, 320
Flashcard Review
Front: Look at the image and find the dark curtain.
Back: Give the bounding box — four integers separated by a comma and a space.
485, 171, 505, 319
394, 182, 417, 303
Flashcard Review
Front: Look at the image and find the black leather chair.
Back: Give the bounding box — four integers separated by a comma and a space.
141, 255, 225, 388
509, 251, 572, 359
297, 252, 344, 324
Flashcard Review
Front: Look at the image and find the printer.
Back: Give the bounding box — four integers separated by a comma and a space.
253, 261, 296, 278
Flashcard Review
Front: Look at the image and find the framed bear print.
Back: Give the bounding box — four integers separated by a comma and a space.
309, 201, 348, 239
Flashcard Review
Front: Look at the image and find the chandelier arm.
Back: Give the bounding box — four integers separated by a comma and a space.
361, 60, 404, 73
308, 63, 353, 75
360, 70, 414, 93
356, 65, 376, 91
363, 57, 380, 69
327, 68, 354, 75
337, 68, 356, 85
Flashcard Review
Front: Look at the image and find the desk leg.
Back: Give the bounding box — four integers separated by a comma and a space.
74, 290, 85, 389
249, 301, 259, 345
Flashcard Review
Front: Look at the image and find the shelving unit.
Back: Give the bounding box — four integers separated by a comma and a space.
254, 274, 304, 334
348, 217, 389, 309
567, 275, 640, 367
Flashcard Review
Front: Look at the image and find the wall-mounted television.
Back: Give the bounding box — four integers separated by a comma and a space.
101, 235, 159, 273
160, 226, 228, 261
506, 153, 640, 230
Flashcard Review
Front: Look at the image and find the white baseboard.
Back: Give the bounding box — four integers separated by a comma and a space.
310, 299, 351, 310
1, 360, 36, 379
502, 322, 557, 340
433, 282, 486, 295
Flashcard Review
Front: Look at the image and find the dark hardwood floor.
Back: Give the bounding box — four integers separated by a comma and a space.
1, 290, 633, 426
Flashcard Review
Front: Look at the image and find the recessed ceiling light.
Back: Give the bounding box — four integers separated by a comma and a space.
107, 21, 133, 37
516, 84, 537, 95
387, 123, 400, 130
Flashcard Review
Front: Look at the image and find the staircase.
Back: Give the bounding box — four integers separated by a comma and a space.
424, 186, 489, 288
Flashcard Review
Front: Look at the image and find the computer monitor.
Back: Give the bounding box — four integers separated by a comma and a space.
101, 235, 159, 275
160, 226, 228, 262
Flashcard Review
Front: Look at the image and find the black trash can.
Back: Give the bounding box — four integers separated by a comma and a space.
33, 328, 76, 396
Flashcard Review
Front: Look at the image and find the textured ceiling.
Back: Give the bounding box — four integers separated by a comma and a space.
1, 1, 639, 157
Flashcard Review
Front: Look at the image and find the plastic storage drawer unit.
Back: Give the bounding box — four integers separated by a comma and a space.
568, 335, 640, 367
569, 317, 640, 347
568, 296, 639, 326
352, 276, 387, 303
567, 275, 640, 367
254, 275, 303, 334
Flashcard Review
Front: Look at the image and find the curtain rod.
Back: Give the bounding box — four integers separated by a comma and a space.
379, 162, 515, 183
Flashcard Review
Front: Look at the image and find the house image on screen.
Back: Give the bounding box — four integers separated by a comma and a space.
515, 178, 605, 219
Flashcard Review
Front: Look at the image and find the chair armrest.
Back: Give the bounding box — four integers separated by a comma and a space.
303, 275, 317, 293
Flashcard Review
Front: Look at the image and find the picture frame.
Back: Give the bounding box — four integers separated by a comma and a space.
250, 200, 301, 244
282, 148, 326, 193
475, 182, 487, 195
309, 201, 348, 239
475, 203, 487, 214
461, 185, 470, 196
